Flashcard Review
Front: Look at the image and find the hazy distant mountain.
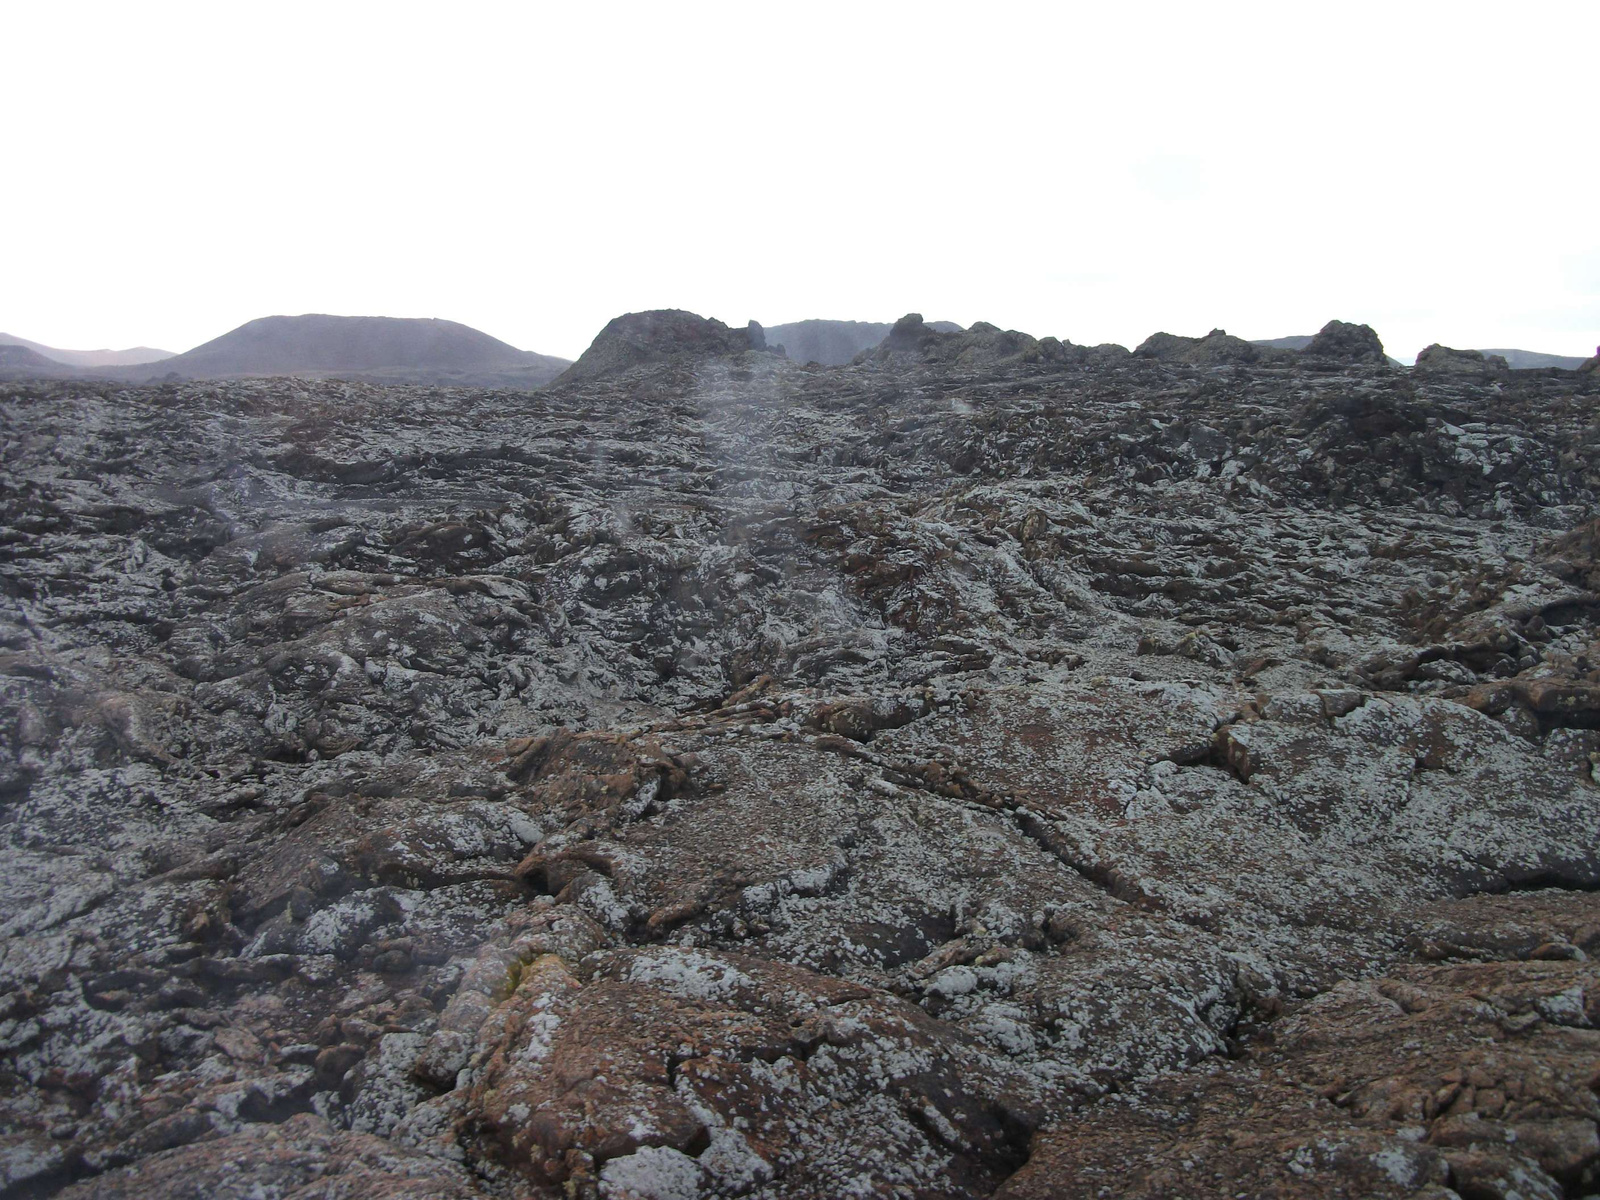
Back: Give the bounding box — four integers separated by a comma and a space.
0, 332, 174, 367
1250, 335, 1313, 352
1475, 348, 1588, 370
127, 315, 570, 387
764, 318, 964, 366
0, 342, 83, 378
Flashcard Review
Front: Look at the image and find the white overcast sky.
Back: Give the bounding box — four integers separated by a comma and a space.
4, 1, 1597, 363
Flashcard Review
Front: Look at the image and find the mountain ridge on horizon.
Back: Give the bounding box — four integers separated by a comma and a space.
0, 331, 175, 368
1, 314, 572, 389
146, 314, 571, 386
2, 311, 1591, 386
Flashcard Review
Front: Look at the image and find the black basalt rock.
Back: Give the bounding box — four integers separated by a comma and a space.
1302, 319, 1387, 365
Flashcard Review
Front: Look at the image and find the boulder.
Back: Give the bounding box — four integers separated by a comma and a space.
1134, 328, 1260, 365
554, 309, 767, 384
1414, 343, 1510, 377
882, 310, 943, 354
1302, 319, 1387, 365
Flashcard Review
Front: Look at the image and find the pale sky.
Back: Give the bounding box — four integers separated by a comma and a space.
5, 1, 1597, 364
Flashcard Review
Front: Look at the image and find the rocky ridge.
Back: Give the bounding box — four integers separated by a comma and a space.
555, 312, 770, 386
1253, 336, 1583, 372
2, 311, 1599, 1198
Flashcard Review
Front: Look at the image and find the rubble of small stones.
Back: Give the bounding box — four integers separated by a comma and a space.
2, 311, 1598, 1198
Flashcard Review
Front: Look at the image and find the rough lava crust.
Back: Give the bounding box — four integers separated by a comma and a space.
2, 311, 1599, 1198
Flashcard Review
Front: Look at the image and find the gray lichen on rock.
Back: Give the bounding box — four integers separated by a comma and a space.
2, 311, 1599, 1198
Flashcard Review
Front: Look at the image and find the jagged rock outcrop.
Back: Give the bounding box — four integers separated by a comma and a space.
554, 309, 769, 385
864, 313, 1125, 369
1414, 343, 1512, 378
871, 310, 954, 357
1134, 327, 1264, 365
2, 318, 1599, 1198
1578, 345, 1599, 374
1303, 319, 1388, 365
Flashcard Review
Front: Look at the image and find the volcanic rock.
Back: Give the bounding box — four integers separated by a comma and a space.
1414, 343, 1511, 377
1134, 327, 1262, 365
862, 313, 1109, 369
876, 310, 949, 355
2, 310, 1600, 1197
554, 309, 769, 384
55, 1113, 481, 1198
1263, 337, 1582, 372
1303, 318, 1388, 365
999, 907, 1600, 1199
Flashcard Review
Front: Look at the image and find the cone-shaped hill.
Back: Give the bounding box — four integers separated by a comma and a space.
131, 314, 570, 387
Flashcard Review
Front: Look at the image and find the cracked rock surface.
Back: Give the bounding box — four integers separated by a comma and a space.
3, 324, 1600, 1198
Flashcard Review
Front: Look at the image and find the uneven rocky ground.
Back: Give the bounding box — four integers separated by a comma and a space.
2, 315, 1599, 1198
